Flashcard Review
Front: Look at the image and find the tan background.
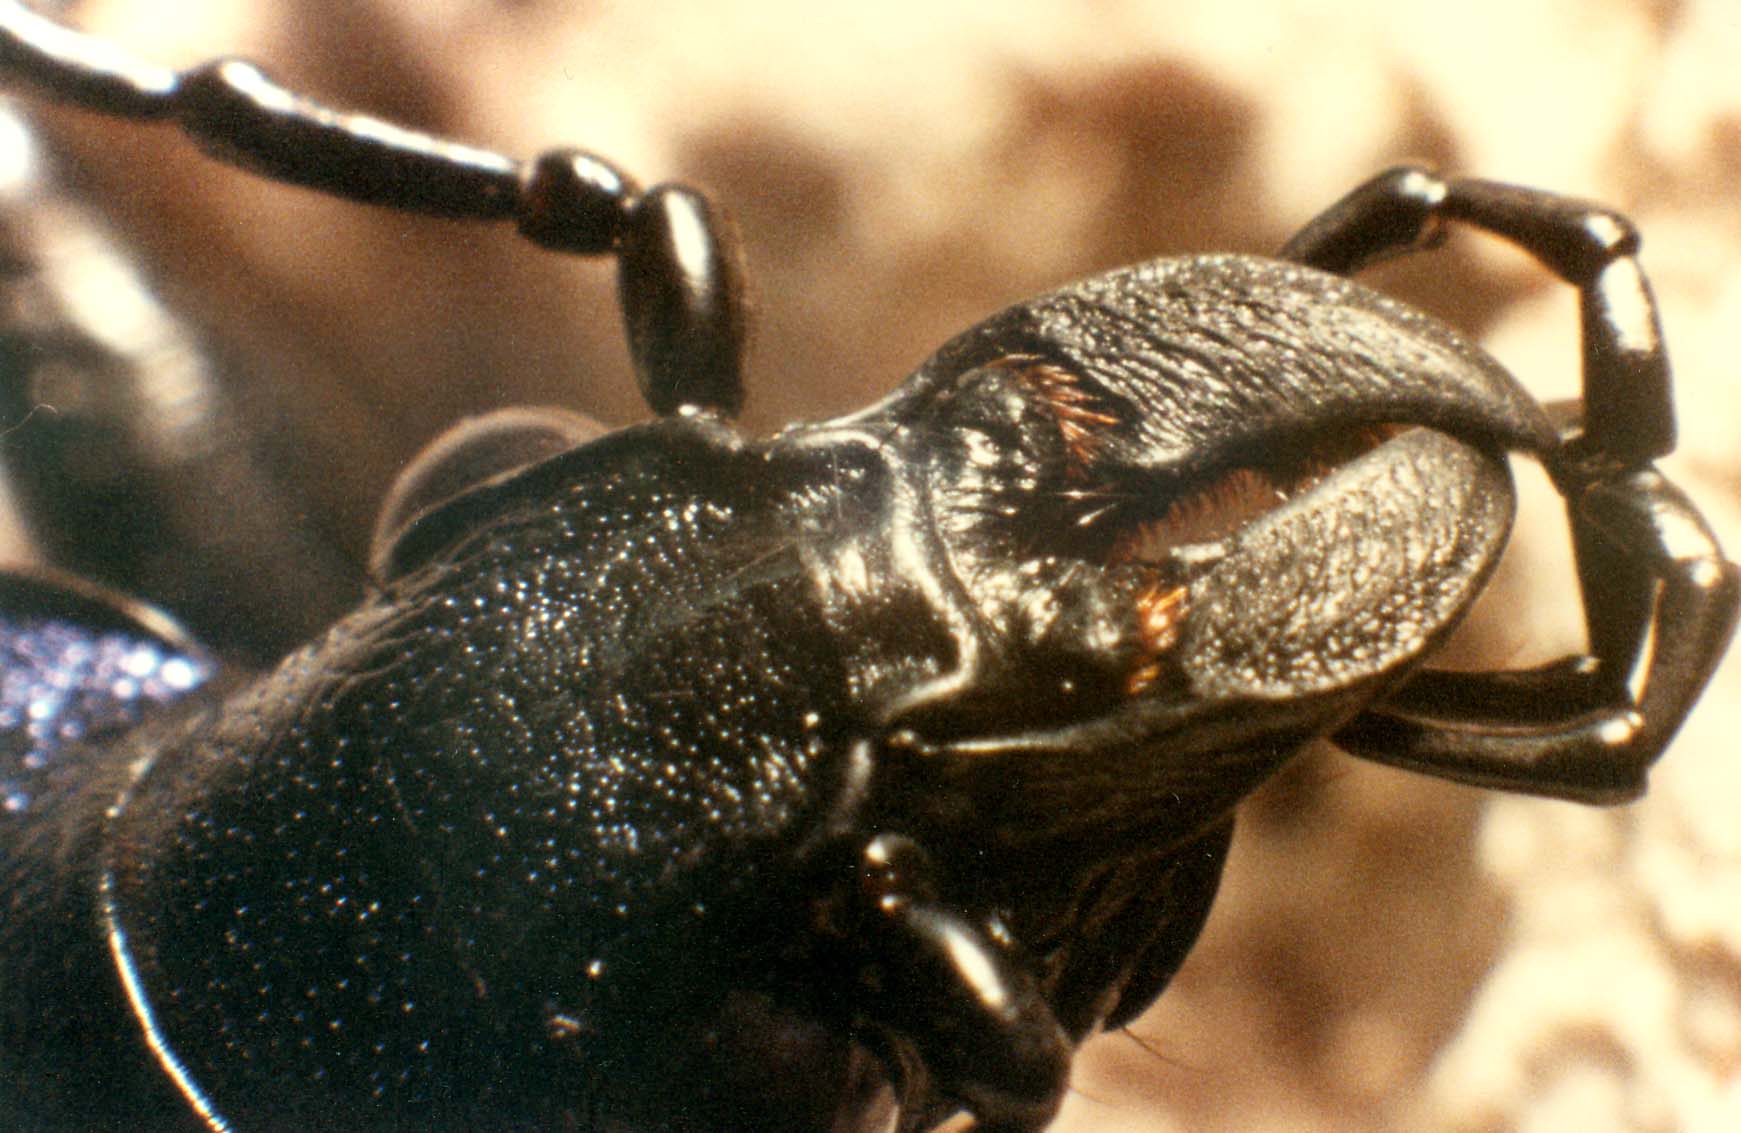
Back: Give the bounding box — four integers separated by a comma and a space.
7, 0, 1741, 1129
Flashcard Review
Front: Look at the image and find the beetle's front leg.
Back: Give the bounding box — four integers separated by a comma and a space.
1337, 470, 1736, 802
1282, 165, 1677, 463
1283, 166, 1740, 802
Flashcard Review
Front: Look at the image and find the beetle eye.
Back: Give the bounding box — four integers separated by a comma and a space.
369, 407, 607, 581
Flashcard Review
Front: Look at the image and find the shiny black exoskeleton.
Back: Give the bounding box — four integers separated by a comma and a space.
0, 4, 1736, 1131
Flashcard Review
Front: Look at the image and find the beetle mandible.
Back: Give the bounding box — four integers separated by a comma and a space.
0, 3, 1736, 1131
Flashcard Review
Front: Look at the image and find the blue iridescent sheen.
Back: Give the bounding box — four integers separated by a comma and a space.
1, 614, 210, 815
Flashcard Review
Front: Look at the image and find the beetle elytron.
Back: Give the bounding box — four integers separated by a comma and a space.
0, 3, 1735, 1130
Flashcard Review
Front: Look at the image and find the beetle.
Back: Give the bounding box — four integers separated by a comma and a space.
0, 3, 1736, 1131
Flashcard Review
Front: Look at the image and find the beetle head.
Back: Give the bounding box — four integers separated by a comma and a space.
790, 255, 1553, 849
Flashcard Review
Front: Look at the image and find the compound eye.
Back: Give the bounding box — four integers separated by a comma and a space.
369, 407, 607, 582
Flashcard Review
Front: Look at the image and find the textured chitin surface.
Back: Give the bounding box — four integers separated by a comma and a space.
2, 1, 1737, 1131
1180, 429, 1512, 701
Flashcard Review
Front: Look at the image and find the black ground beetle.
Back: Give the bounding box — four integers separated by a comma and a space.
0, 3, 1736, 1131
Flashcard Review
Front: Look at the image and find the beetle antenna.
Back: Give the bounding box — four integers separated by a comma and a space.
0, 0, 748, 417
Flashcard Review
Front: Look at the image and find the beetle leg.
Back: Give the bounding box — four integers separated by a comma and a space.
0, 0, 747, 417
1281, 170, 1669, 653
1276, 164, 1451, 275
1282, 165, 1672, 463
1335, 471, 1737, 802
818, 834, 1070, 1133
1283, 166, 1739, 802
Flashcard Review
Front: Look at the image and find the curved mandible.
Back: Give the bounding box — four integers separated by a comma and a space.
1280, 165, 1738, 802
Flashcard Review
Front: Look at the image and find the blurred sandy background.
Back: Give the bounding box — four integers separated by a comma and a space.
5, 0, 1741, 1129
